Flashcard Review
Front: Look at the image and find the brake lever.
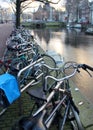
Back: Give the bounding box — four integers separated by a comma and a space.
78, 64, 92, 77
85, 69, 92, 77
80, 64, 92, 77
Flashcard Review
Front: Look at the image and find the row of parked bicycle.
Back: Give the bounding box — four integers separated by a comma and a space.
0, 27, 93, 130
0, 27, 61, 115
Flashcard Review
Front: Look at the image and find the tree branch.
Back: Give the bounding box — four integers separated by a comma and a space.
20, 0, 34, 3
20, 0, 61, 4
21, 1, 33, 9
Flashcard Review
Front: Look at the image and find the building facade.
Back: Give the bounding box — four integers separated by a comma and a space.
33, 4, 65, 22
90, 2, 93, 25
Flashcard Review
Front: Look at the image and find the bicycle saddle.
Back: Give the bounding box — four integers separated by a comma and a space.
19, 111, 46, 130
26, 87, 47, 102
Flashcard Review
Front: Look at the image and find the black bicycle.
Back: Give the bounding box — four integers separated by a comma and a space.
11, 62, 93, 130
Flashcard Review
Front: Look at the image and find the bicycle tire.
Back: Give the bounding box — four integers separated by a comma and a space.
42, 54, 57, 68
70, 105, 85, 130
59, 103, 84, 130
9, 57, 28, 78
4, 48, 17, 60
41, 54, 58, 77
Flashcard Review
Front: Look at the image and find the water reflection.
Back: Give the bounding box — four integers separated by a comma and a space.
31, 27, 93, 104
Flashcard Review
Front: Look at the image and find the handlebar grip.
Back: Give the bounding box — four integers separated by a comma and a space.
82, 64, 93, 71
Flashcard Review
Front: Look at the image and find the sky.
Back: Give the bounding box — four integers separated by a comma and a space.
0, 0, 93, 10
0, 0, 10, 8
0, 0, 64, 8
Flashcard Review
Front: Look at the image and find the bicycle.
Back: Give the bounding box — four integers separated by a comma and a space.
4, 37, 38, 62
17, 54, 58, 91
12, 62, 93, 130
4, 27, 38, 62
0, 27, 58, 116
3, 30, 57, 75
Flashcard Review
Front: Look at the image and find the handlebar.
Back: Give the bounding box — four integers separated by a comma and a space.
31, 61, 93, 118
43, 61, 93, 92
62, 61, 93, 74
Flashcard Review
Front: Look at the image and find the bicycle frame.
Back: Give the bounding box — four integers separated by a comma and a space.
25, 62, 86, 130
17, 58, 44, 92
11, 61, 93, 129
45, 94, 67, 129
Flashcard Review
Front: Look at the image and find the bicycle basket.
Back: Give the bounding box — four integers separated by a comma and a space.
0, 73, 20, 105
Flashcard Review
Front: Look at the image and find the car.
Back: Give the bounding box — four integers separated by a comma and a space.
78, 18, 89, 24
72, 23, 82, 28
85, 27, 93, 35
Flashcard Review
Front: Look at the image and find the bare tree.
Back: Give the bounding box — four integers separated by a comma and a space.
65, 0, 88, 23
10, 0, 62, 13
9, 0, 34, 27
10, 0, 34, 14
10, 0, 62, 28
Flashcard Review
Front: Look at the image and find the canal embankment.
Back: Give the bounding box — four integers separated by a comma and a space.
21, 21, 66, 28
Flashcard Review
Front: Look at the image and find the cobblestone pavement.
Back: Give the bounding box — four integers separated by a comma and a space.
0, 23, 13, 58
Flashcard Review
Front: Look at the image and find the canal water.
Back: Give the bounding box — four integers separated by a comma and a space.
31, 27, 93, 104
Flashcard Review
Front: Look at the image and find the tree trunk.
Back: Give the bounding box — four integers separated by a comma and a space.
16, 0, 21, 28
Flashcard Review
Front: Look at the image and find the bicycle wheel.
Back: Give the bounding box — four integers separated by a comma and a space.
70, 105, 85, 130
41, 54, 58, 77
59, 102, 84, 130
4, 48, 16, 60
9, 57, 28, 77
42, 54, 57, 68
59, 93, 84, 130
